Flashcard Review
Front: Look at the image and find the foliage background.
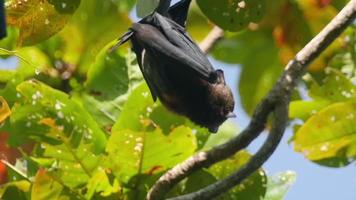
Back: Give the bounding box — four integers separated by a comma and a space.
0, 0, 355, 199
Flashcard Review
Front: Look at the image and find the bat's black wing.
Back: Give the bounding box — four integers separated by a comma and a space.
168, 0, 191, 28
144, 13, 215, 80
0, 0, 6, 39
111, 1, 215, 101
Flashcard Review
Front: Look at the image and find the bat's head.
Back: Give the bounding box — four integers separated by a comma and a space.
205, 70, 235, 133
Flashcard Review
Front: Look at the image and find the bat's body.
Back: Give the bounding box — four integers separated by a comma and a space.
113, 0, 235, 132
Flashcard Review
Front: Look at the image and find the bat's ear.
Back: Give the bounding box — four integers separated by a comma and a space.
215, 69, 226, 85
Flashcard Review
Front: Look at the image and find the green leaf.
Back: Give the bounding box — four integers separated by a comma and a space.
31, 169, 63, 200
186, 3, 213, 42
47, 0, 81, 14
111, 83, 154, 132
209, 151, 267, 200
289, 100, 330, 121
0, 180, 30, 199
290, 69, 356, 121
6, 0, 75, 46
182, 151, 267, 200
86, 43, 129, 101
196, 0, 266, 31
70, 0, 132, 73
85, 169, 120, 199
0, 96, 11, 123
294, 101, 356, 166
264, 171, 296, 200
136, 0, 160, 18
40, 142, 104, 188
111, 0, 136, 12
202, 121, 238, 150
6, 80, 107, 153
106, 126, 196, 184
112, 83, 210, 149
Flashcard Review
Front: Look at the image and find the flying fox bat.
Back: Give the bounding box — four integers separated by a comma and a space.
112, 0, 235, 133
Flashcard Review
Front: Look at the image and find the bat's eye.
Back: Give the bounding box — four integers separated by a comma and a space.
209, 72, 218, 82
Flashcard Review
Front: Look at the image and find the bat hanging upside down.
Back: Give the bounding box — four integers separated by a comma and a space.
111, 0, 235, 133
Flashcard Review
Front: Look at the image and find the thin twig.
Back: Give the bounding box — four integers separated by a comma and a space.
146, 1, 356, 199
199, 26, 224, 53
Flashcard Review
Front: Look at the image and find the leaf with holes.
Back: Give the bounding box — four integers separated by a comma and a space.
196, 0, 266, 31
112, 83, 210, 149
290, 69, 356, 121
5, 80, 107, 153
294, 101, 356, 167
106, 126, 196, 184
6, 0, 76, 45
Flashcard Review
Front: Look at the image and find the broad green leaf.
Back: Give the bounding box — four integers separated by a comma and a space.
112, 83, 211, 149
290, 69, 356, 121
202, 121, 238, 150
294, 101, 356, 166
31, 169, 63, 200
72, 47, 142, 131
111, 83, 154, 132
289, 100, 330, 121
196, 0, 266, 31
136, 0, 160, 18
183, 170, 216, 194
85, 169, 120, 199
0, 96, 11, 123
47, 0, 81, 14
0, 27, 18, 50
186, 2, 213, 41
85, 43, 129, 101
39, 139, 104, 188
271, 0, 312, 49
106, 126, 196, 184
212, 30, 278, 63
7, 80, 107, 153
70, 0, 132, 73
309, 69, 356, 101
209, 151, 267, 200
6, 0, 75, 46
0, 180, 30, 199
111, 0, 136, 12
264, 171, 296, 200
183, 151, 267, 200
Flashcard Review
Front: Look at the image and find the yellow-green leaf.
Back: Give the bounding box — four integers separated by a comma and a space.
6, 0, 72, 45
0, 96, 11, 123
294, 101, 356, 164
31, 169, 63, 200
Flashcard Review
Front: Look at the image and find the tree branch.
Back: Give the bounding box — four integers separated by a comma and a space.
146, 1, 356, 199
199, 26, 224, 53
168, 99, 289, 200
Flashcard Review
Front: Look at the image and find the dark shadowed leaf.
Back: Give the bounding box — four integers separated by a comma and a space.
196, 0, 266, 31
